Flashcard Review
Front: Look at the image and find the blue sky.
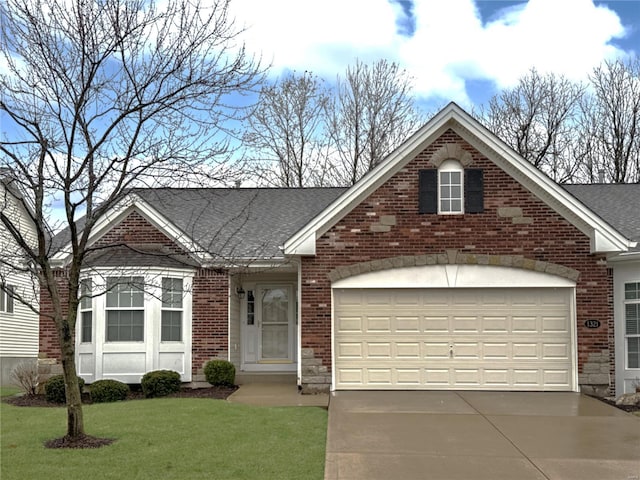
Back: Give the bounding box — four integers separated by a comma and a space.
230, 0, 640, 112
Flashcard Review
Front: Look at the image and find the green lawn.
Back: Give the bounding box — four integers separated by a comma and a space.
1, 395, 327, 480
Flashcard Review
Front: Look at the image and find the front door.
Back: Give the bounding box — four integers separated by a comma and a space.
242, 284, 295, 368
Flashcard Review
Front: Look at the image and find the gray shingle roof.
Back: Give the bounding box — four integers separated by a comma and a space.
133, 187, 346, 260
564, 184, 640, 250
53, 183, 639, 263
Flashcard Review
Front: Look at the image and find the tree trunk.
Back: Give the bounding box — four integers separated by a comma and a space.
59, 319, 85, 438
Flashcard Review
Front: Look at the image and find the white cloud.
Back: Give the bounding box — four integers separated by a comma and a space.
230, 0, 629, 106
230, 0, 401, 77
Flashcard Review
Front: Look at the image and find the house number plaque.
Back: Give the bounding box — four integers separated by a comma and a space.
584, 319, 601, 329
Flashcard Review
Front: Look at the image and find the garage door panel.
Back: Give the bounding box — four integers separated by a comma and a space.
453, 316, 479, 332
513, 343, 539, 359
367, 317, 391, 332
368, 368, 392, 385
337, 342, 363, 358
396, 316, 420, 331
336, 367, 362, 383
483, 369, 510, 386
542, 316, 569, 332
453, 342, 480, 358
396, 342, 420, 358
367, 342, 392, 358
512, 316, 538, 332
484, 343, 509, 358
543, 343, 570, 358
334, 287, 574, 391
338, 317, 363, 333
483, 316, 509, 332
424, 317, 449, 332
543, 369, 571, 386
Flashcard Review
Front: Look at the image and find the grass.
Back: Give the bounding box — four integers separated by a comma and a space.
1, 396, 327, 480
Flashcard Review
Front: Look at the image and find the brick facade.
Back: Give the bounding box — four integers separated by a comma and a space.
191, 268, 229, 379
38, 212, 229, 380
300, 130, 614, 393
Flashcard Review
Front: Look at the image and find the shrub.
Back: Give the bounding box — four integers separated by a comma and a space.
90, 379, 130, 403
44, 375, 85, 404
141, 370, 181, 398
204, 359, 235, 387
10, 361, 38, 396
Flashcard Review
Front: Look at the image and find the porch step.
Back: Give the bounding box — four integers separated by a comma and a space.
235, 372, 297, 385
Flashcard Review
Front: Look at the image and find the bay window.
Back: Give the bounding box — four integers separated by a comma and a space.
75, 269, 193, 383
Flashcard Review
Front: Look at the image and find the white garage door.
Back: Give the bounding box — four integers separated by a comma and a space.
334, 287, 574, 390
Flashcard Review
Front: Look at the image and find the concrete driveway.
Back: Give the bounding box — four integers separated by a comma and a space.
325, 391, 640, 480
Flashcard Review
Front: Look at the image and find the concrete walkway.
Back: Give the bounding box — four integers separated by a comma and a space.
227, 382, 329, 407
325, 391, 640, 480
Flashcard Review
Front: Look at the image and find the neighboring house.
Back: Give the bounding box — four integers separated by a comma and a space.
0, 176, 39, 385
39, 103, 639, 396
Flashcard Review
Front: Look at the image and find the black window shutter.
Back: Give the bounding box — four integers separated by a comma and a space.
465, 169, 484, 213
418, 170, 437, 214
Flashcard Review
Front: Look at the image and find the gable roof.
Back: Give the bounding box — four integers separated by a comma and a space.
283, 102, 636, 256
52, 188, 345, 266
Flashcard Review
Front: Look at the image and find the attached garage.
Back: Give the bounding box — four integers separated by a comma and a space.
332, 265, 578, 391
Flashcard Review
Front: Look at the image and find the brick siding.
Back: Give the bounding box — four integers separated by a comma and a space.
300, 129, 614, 392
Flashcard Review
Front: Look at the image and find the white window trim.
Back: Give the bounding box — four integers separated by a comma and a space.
438, 159, 464, 215
161, 277, 184, 343
0, 284, 15, 313
105, 276, 145, 343
79, 279, 93, 343
624, 281, 640, 370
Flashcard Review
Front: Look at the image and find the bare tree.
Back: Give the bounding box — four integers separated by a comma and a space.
479, 68, 585, 183
577, 58, 640, 183
325, 59, 423, 186
242, 71, 330, 187
0, 0, 262, 443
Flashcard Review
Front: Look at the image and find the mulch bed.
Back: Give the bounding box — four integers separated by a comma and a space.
4, 385, 238, 408
4, 386, 238, 449
594, 396, 640, 414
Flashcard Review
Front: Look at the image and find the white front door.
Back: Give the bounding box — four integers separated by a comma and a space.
243, 284, 296, 369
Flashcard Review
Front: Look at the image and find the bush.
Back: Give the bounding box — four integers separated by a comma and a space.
44, 375, 85, 404
204, 359, 235, 387
10, 361, 38, 396
141, 370, 181, 398
90, 379, 130, 403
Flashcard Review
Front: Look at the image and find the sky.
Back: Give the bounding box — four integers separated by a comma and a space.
228, 0, 640, 112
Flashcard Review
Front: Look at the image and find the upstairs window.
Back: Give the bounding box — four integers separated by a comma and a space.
419, 164, 483, 215
0, 284, 14, 313
439, 160, 463, 214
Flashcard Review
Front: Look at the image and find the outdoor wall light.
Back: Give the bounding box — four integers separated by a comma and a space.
236, 287, 245, 299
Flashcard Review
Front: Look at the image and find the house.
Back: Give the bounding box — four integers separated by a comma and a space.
0, 175, 40, 385
39, 103, 640, 396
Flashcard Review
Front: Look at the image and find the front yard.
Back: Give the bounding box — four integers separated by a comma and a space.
0, 388, 327, 479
